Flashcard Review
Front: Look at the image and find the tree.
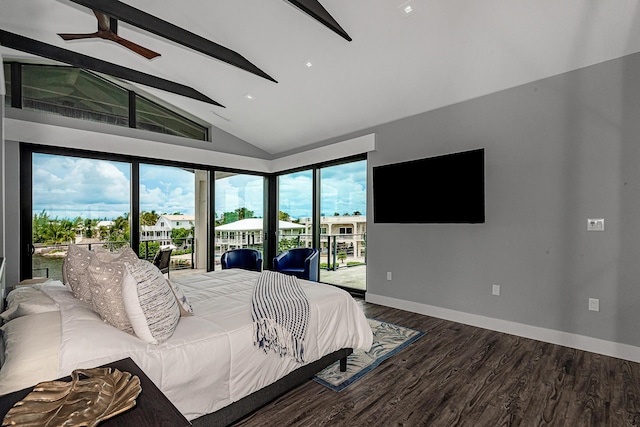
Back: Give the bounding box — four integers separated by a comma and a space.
217, 207, 255, 225
43, 219, 75, 245
337, 251, 347, 264
83, 218, 95, 238
278, 237, 299, 253
140, 210, 159, 226
279, 211, 291, 221
139, 240, 160, 259
32, 210, 51, 243
171, 227, 191, 246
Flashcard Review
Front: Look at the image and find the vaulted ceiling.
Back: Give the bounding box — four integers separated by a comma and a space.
2, 1, 640, 155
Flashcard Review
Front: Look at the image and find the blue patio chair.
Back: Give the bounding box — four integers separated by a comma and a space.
221, 248, 263, 272
273, 248, 319, 281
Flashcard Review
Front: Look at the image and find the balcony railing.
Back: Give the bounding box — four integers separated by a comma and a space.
31, 238, 196, 281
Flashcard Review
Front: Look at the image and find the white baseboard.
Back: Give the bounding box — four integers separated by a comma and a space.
366, 293, 640, 363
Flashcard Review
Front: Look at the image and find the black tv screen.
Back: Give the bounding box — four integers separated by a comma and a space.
373, 148, 485, 223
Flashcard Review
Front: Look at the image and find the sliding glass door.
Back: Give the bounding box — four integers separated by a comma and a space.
30, 152, 131, 280
275, 158, 367, 291
214, 171, 265, 269
319, 160, 367, 291
139, 164, 208, 277
277, 170, 313, 253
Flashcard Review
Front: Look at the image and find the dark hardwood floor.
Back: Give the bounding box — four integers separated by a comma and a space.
233, 299, 640, 426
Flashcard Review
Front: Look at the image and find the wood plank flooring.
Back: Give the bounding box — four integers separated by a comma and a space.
232, 299, 640, 427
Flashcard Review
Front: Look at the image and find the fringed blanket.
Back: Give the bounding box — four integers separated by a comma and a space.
252, 271, 309, 363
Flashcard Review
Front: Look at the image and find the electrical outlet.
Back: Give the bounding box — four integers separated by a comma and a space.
492, 284, 500, 296
589, 298, 600, 312
386, 272, 392, 281
587, 219, 604, 231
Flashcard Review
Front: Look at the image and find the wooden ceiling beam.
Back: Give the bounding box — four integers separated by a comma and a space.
287, 0, 352, 41
0, 30, 224, 107
66, 0, 277, 83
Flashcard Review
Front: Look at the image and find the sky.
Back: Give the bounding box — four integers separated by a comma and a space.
32, 153, 366, 221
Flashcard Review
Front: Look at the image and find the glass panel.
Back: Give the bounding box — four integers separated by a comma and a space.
277, 170, 313, 253
136, 95, 208, 141
22, 65, 129, 126
31, 153, 131, 280
3, 63, 10, 107
319, 160, 367, 291
139, 164, 207, 278
214, 172, 264, 269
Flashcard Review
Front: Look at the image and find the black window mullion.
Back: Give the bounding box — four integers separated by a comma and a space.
129, 91, 136, 128
130, 160, 140, 256
10, 63, 21, 109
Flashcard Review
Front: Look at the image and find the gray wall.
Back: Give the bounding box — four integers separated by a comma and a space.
366, 52, 640, 346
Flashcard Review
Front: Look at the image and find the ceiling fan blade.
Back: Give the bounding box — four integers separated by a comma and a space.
112, 34, 161, 59
58, 32, 100, 41
66, 0, 277, 82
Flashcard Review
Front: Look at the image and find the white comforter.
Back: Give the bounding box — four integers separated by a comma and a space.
40, 269, 372, 420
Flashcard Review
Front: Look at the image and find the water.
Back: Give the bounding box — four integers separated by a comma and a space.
32, 254, 64, 281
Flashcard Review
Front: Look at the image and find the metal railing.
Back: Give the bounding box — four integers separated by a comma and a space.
31, 238, 197, 280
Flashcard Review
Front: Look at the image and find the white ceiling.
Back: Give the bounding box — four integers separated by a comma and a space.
2, 0, 640, 156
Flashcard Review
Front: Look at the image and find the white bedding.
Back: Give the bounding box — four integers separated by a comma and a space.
1, 269, 372, 421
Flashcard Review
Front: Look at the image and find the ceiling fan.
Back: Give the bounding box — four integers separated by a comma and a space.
58, 10, 161, 59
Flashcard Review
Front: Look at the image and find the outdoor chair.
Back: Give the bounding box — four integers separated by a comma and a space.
221, 248, 263, 272
152, 247, 173, 277
273, 247, 319, 281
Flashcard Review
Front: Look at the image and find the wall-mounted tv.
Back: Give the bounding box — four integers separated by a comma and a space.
373, 148, 485, 224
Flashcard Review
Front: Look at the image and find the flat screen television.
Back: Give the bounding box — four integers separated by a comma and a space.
373, 148, 485, 223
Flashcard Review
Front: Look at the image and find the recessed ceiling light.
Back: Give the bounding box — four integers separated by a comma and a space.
305, 61, 313, 68
398, 1, 415, 17
244, 93, 255, 100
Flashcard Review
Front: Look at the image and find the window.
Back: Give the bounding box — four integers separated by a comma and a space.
214, 172, 265, 268
136, 94, 208, 140
30, 153, 131, 280
278, 170, 312, 252
5, 62, 208, 141
319, 160, 367, 290
22, 64, 129, 127
3, 63, 10, 107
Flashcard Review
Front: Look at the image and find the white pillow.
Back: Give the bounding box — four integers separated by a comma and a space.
1, 284, 61, 322
122, 260, 180, 344
0, 311, 61, 395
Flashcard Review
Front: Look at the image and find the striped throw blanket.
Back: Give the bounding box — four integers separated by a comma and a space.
252, 271, 309, 363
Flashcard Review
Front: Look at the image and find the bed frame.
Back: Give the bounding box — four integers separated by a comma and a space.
191, 348, 352, 426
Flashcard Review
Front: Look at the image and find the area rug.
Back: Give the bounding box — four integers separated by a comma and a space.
313, 318, 425, 392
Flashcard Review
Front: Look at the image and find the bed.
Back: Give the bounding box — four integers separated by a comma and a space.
0, 268, 373, 425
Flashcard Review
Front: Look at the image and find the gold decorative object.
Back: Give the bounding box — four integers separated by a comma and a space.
2, 367, 141, 427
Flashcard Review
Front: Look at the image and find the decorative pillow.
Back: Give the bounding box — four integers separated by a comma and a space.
167, 279, 194, 317
87, 248, 139, 334
63, 245, 95, 303
122, 260, 180, 344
